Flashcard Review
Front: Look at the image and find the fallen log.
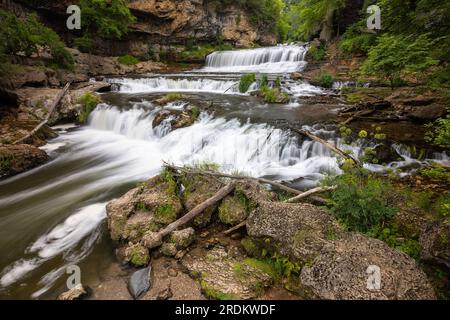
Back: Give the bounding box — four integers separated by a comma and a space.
13, 82, 71, 145
285, 186, 337, 203
340, 109, 375, 126
223, 220, 247, 235
289, 126, 361, 166
144, 183, 236, 249
163, 162, 303, 196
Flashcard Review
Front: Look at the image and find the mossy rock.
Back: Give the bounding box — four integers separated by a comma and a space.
181, 174, 223, 228
160, 243, 178, 257
218, 195, 248, 226
125, 243, 150, 267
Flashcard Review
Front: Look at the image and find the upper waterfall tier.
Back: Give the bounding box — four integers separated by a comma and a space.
202, 45, 308, 73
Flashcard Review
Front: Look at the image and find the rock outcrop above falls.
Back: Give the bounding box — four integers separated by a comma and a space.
14, 0, 277, 57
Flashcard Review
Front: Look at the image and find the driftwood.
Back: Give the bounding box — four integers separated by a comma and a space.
340, 109, 375, 126
289, 126, 361, 166
286, 186, 337, 203
223, 221, 247, 235
163, 163, 304, 196
13, 82, 71, 145
144, 183, 236, 249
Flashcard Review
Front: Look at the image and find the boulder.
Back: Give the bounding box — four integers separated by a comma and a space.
128, 267, 152, 300
247, 201, 344, 263
124, 243, 150, 267
170, 228, 195, 249
160, 243, 178, 257
218, 195, 249, 225
106, 176, 183, 242
0, 144, 49, 178
181, 174, 224, 228
300, 233, 436, 300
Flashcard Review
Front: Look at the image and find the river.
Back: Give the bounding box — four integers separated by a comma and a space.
0, 44, 447, 299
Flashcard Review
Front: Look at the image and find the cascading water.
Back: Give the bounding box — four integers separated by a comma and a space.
202, 45, 309, 73
110, 77, 241, 94
1, 43, 447, 300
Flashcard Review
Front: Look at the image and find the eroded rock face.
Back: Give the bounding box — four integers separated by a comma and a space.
0, 144, 49, 177
128, 0, 276, 49
300, 233, 436, 300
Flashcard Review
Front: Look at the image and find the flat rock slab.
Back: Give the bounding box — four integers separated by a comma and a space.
128, 266, 152, 300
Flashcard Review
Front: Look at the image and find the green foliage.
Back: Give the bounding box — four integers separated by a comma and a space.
419, 163, 450, 184
118, 54, 139, 65
78, 92, 100, 123
260, 86, 289, 104
425, 113, 450, 147
366, 225, 422, 260
239, 73, 256, 93
285, 0, 346, 41
307, 43, 327, 61
316, 72, 334, 88
178, 43, 233, 61
0, 10, 73, 69
339, 22, 377, 55
73, 34, 93, 51
324, 169, 397, 232
361, 34, 438, 89
79, 0, 136, 39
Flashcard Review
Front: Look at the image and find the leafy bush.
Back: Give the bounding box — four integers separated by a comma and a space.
339, 22, 377, 55
79, 0, 136, 39
78, 93, 100, 123
0, 10, 73, 69
425, 113, 450, 147
239, 73, 256, 93
324, 170, 397, 232
419, 163, 450, 183
118, 54, 139, 65
367, 225, 422, 260
361, 34, 438, 89
307, 43, 327, 61
316, 72, 334, 88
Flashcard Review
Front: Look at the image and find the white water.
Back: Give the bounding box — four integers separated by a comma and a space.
202, 45, 308, 73
0, 203, 106, 290
110, 77, 240, 94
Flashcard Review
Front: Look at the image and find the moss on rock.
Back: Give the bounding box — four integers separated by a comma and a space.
125, 243, 150, 267
218, 195, 248, 225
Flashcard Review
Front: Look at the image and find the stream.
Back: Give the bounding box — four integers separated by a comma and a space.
0, 45, 448, 299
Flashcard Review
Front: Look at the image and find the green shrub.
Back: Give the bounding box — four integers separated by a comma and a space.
316, 72, 334, 88
79, 0, 136, 39
361, 34, 438, 89
420, 163, 450, 183
324, 170, 397, 232
367, 225, 422, 260
78, 93, 100, 123
239, 73, 256, 93
339, 22, 377, 55
425, 113, 450, 147
118, 54, 139, 65
308, 44, 326, 61
0, 10, 73, 69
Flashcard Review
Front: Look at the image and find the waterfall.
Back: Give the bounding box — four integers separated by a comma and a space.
110, 77, 240, 94
202, 45, 308, 73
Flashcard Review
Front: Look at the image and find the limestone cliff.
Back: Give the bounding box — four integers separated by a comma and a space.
10, 0, 277, 57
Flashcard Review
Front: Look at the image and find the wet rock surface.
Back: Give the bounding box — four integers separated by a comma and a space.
128, 267, 152, 300
0, 144, 49, 178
